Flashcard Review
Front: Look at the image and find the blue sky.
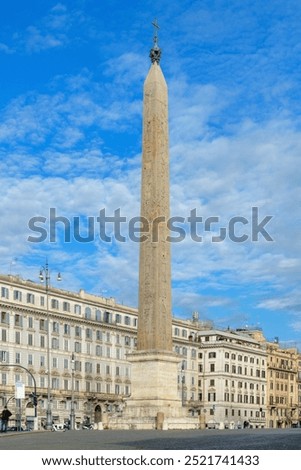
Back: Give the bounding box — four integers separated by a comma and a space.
0, 0, 301, 348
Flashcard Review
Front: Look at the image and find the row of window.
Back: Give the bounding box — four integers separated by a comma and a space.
200, 363, 266, 377
1, 331, 134, 356
1, 325, 135, 346
174, 327, 193, 338
174, 345, 197, 358
204, 379, 265, 391
198, 352, 265, 365
224, 393, 265, 405
0, 351, 130, 376
206, 392, 265, 405
269, 396, 292, 405
270, 370, 295, 380
224, 409, 265, 419
270, 382, 294, 392
1, 302, 136, 326
0, 373, 130, 395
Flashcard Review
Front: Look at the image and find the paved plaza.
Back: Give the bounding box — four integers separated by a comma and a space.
0, 428, 301, 450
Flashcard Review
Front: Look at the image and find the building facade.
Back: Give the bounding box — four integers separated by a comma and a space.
266, 341, 299, 428
0, 274, 197, 429
191, 328, 267, 429
0, 274, 300, 429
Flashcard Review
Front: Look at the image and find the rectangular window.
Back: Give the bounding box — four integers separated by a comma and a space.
51, 299, 59, 309
52, 378, 59, 389
96, 330, 102, 341
27, 293, 35, 304
74, 304, 81, 315
52, 338, 59, 349
64, 324, 70, 335
14, 290, 22, 301
208, 392, 216, 402
63, 302, 70, 312
86, 328, 92, 340
1, 312, 9, 324
1, 287, 9, 299
0, 351, 8, 362
75, 326, 81, 338
1, 373, 7, 385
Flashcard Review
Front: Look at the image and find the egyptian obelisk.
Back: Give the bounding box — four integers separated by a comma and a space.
125, 21, 183, 427
137, 21, 173, 352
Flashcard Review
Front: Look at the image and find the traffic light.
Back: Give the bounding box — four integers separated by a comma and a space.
30, 393, 37, 407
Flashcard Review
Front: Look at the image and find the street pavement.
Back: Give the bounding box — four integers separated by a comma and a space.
0, 427, 301, 450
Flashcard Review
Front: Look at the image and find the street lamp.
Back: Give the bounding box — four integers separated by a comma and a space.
70, 352, 75, 430
39, 259, 61, 430
181, 361, 185, 406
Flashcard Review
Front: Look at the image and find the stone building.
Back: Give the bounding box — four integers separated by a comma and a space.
0, 274, 198, 429
191, 328, 267, 429
266, 341, 299, 428
0, 273, 300, 429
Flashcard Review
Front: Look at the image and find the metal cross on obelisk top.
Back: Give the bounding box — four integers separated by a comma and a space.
152, 18, 159, 46
150, 19, 161, 63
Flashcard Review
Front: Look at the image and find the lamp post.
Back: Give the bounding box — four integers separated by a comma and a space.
39, 259, 61, 430
70, 353, 75, 430
181, 361, 185, 406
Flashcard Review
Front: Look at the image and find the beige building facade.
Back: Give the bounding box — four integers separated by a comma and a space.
0, 274, 198, 429
0, 273, 300, 429
266, 342, 299, 428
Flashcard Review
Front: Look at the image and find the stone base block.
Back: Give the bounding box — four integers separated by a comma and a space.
106, 350, 200, 430
127, 350, 181, 404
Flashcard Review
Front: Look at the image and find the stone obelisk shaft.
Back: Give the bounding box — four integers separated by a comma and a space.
137, 60, 172, 352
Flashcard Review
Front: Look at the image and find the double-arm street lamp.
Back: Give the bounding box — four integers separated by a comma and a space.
39, 259, 61, 430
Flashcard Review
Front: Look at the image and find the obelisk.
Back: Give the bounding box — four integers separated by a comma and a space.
137, 21, 172, 352
126, 22, 182, 426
